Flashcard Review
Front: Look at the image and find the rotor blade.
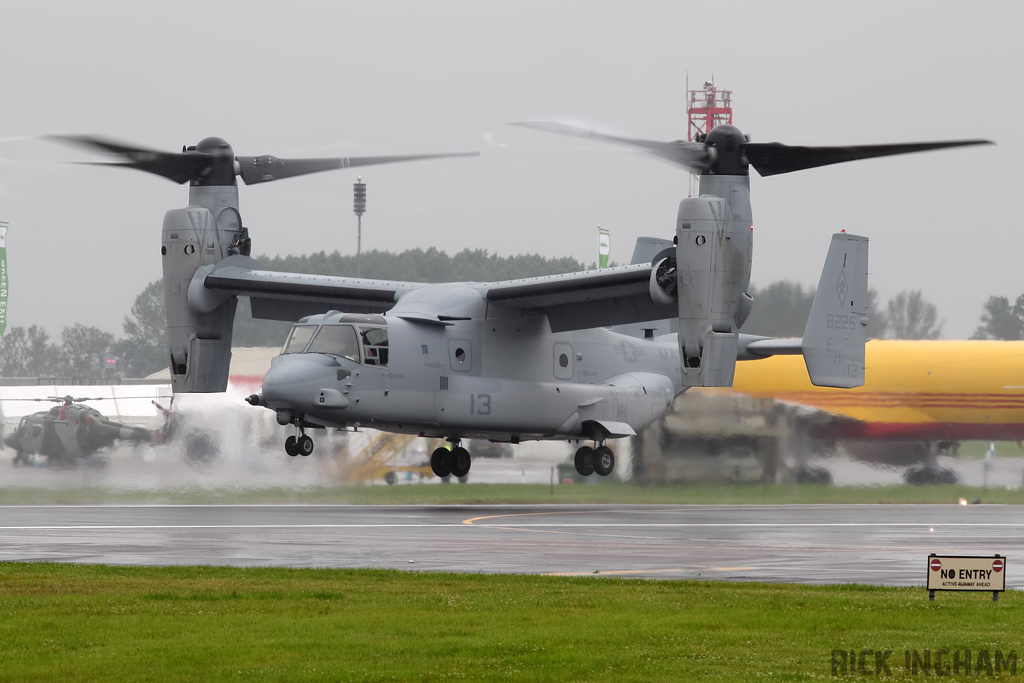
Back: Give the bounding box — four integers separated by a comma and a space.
49, 135, 211, 184
743, 139, 994, 177
235, 152, 479, 185
510, 121, 709, 171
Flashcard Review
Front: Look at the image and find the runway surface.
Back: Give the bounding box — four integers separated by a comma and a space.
1, 504, 1021, 586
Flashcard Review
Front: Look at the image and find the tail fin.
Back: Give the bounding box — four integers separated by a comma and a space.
800, 232, 869, 387
738, 232, 869, 388
629, 237, 673, 266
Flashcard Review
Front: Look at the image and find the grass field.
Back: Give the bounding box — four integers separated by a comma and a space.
0, 563, 1019, 682
953, 441, 1024, 459
2, 481, 1024, 506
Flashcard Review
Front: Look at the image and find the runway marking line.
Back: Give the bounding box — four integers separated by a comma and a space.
0, 525, 464, 530
544, 569, 683, 576
463, 510, 609, 525
2, 522, 1024, 531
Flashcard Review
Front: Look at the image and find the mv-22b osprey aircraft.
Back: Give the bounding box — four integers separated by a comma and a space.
58, 125, 988, 479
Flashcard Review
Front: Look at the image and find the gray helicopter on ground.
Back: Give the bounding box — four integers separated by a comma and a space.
3, 395, 152, 467
56, 123, 989, 480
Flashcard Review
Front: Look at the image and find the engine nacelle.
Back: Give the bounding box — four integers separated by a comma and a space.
648, 248, 677, 307
162, 185, 248, 393
674, 175, 753, 387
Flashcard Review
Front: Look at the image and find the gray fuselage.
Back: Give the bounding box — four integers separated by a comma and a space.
260, 292, 683, 444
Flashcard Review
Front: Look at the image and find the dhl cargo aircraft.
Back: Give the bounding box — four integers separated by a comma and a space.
727, 339, 1024, 468
615, 239, 1024, 473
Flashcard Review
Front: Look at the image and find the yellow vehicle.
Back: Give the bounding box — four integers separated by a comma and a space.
328, 431, 434, 485
728, 340, 1024, 478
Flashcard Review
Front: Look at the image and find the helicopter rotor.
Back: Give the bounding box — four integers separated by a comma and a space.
49, 135, 479, 186
511, 121, 992, 177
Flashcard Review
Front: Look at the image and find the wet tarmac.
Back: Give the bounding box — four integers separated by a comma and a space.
1, 504, 1020, 586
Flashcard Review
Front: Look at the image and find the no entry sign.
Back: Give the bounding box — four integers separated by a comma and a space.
927, 554, 1006, 598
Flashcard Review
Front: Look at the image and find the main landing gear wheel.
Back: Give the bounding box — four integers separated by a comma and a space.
430, 447, 452, 478
297, 435, 314, 456
574, 446, 595, 477
593, 445, 615, 477
285, 436, 298, 457
450, 447, 472, 478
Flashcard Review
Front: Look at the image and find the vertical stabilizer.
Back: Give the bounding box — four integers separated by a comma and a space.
801, 232, 869, 388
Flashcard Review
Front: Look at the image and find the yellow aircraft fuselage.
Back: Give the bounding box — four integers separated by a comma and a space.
728, 340, 1024, 442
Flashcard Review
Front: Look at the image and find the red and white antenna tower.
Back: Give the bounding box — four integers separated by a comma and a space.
686, 75, 733, 142
685, 74, 733, 195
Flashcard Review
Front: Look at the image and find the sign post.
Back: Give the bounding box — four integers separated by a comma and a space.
598, 226, 610, 269
927, 554, 1005, 601
0, 221, 8, 336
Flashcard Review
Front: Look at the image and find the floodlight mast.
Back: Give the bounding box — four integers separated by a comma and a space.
353, 176, 367, 278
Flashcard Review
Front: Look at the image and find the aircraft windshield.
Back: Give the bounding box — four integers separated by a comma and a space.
306, 325, 360, 362
281, 325, 318, 355
359, 326, 389, 366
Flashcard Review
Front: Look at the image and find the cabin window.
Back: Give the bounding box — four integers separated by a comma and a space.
307, 324, 360, 362
359, 326, 389, 366
281, 325, 318, 355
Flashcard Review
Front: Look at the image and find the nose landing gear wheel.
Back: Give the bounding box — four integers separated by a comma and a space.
430, 447, 452, 478
574, 446, 595, 476
297, 435, 314, 456
450, 447, 472, 478
593, 446, 615, 476
285, 436, 298, 457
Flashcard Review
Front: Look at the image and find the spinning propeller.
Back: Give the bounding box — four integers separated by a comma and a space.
13, 395, 107, 405
511, 121, 992, 176
51, 135, 479, 185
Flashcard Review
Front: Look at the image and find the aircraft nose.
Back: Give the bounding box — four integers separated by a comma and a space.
262, 356, 342, 410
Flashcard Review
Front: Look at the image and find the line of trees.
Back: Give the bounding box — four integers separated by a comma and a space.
740, 285, 943, 340
972, 295, 1024, 340
263, 247, 588, 283
0, 279, 167, 379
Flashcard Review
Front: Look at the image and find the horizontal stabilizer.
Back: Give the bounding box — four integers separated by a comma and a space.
738, 337, 802, 358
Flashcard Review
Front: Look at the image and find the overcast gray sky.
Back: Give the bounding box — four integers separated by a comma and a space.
0, 0, 1020, 339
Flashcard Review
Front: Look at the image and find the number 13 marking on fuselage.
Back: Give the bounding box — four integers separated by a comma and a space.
470, 393, 492, 416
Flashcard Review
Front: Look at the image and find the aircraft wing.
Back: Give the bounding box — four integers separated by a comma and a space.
483, 264, 677, 332
197, 256, 425, 321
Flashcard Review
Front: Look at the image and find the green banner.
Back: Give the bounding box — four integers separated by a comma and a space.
0, 222, 7, 335
598, 226, 610, 269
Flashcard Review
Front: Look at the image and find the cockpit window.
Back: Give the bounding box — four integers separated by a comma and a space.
306, 325, 360, 362
281, 325, 318, 355
359, 326, 389, 366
